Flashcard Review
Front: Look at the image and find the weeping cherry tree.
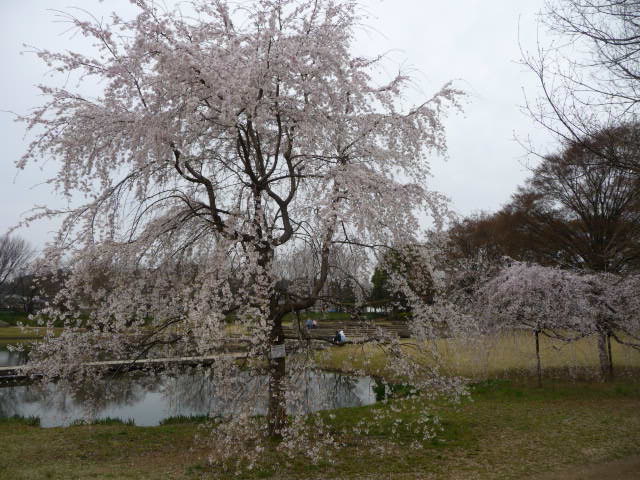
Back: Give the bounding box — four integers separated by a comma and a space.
477, 262, 640, 382
17, 0, 466, 464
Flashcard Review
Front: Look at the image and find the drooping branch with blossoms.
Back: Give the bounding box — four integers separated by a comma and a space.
17, 0, 467, 466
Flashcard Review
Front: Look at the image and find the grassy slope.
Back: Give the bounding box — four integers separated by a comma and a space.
1, 380, 639, 480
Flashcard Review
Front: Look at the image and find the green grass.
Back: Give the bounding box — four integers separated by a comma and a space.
0, 380, 639, 479
1, 323, 638, 478
71, 417, 136, 426
0, 311, 31, 327
0, 326, 63, 341
0, 311, 66, 328
0, 311, 61, 341
159, 415, 211, 425
0, 415, 40, 427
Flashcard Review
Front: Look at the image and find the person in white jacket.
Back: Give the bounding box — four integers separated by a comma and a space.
333, 329, 347, 344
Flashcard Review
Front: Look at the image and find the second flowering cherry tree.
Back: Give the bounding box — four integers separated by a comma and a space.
18, 0, 465, 462
477, 262, 640, 382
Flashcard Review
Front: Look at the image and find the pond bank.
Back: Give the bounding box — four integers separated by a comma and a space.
1, 380, 638, 479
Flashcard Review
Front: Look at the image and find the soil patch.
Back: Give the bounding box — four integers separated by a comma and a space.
533, 455, 640, 479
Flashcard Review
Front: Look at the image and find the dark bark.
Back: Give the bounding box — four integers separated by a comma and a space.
597, 330, 612, 381
267, 312, 287, 438
607, 332, 614, 380
535, 329, 542, 387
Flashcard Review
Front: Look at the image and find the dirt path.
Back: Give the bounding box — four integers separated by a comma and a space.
533, 455, 640, 479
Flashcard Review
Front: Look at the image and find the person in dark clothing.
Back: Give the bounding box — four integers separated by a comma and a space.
333, 329, 346, 344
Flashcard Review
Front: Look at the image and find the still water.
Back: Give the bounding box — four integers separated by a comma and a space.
0, 347, 376, 427
0, 348, 27, 367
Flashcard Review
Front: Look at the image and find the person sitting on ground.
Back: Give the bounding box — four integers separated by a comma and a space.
306, 318, 314, 330
333, 329, 347, 344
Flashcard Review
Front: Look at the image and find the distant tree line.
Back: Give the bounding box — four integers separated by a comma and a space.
450, 126, 640, 274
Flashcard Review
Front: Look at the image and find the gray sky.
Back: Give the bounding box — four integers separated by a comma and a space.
0, 0, 555, 249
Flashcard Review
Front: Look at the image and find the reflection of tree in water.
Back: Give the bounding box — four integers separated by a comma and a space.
161, 366, 370, 417
0, 388, 22, 417
0, 364, 374, 425
161, 363, 269, 416
0, 384, 71, 419
290, 370, 365, 414
0, 384, 58, 418
0, 371, 155, 423
0, 349, 28, 367
66, 370, 158, 413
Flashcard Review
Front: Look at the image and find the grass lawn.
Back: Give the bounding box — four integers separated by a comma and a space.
0, 326, 63, 342
0, 311, 65, 342
1, 379, 639, 479
0, 311, 31, 326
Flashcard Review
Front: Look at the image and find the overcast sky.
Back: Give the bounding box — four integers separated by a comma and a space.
0, 0, 555, 249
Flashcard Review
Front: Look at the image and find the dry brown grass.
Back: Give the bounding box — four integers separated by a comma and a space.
318, 330, 640, 380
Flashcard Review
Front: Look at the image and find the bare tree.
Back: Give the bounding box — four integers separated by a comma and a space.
452, 131, 640, 274
0, 234, 34, 289
524, 0, 640, 173
447, 209, 558, 267
516, 133, 640, 273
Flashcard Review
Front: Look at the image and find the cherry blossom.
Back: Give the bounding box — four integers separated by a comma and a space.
17, 0, 465, 466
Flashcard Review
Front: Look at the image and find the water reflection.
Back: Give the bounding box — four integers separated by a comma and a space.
0, 369, 376, 427
0, 348, 28, 367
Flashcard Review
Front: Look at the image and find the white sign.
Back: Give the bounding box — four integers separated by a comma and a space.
270, 344, 286, 359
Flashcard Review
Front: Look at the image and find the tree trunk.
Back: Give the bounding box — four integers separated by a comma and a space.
267, 314, 287, 439
597, 330, 612, 381
607, 332, 614, 380
535, 329, 542, 387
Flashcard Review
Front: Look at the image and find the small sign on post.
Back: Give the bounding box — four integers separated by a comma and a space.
270, 344, 286, 359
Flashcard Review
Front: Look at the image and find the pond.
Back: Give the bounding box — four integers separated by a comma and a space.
0, 345, 377, 427
0, 347, 28, 367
